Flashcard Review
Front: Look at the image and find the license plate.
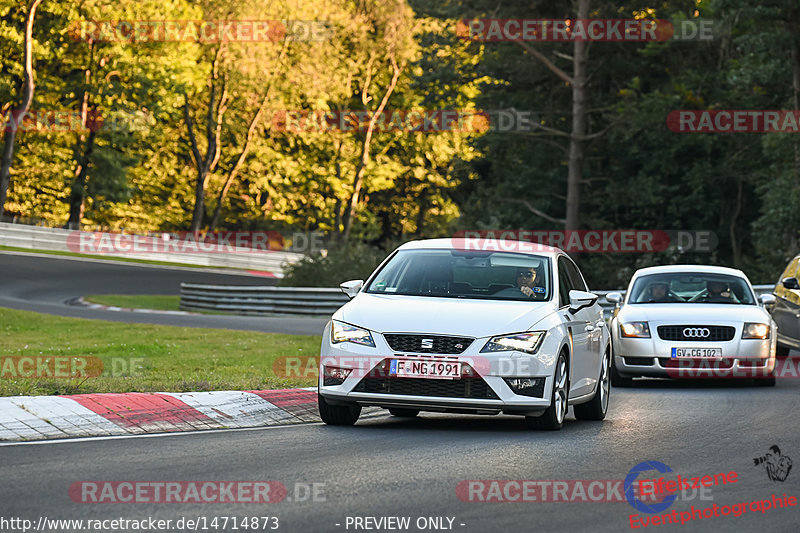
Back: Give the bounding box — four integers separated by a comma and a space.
671, 347, 723, 358
390, 359, 461, 379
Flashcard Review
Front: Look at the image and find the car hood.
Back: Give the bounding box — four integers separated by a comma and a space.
335, 293, 554, 338
618, 303, 770, 323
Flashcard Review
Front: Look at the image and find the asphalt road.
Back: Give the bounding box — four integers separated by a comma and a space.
2, 378, 799, 533
0, 251, 328, 335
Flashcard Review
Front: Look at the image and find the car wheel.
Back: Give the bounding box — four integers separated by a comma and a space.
526, 352, 568, 430
388, 408, 419, 418
318, 393, 361, 425
574, 349, 610, 421
610, 357, 634, 387
776, 344, 790, 358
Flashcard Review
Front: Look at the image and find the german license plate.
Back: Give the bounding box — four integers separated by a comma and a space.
671, 347, 722, 358
390, 359, 461, 379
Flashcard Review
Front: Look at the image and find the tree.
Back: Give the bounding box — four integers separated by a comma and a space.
0, 0, 43, 220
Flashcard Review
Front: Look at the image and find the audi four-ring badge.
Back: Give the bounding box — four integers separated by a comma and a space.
606, 265, 778, 386
317, 238, 612, 430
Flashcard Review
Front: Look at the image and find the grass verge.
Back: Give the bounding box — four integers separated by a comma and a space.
0, 307, 321, 396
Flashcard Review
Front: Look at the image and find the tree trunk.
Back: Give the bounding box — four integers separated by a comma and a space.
565, 0, 589, 231
186, 45, 227, 232
0, 0, 43, 220
67, 130, 97, 229
341, 58, 402, 242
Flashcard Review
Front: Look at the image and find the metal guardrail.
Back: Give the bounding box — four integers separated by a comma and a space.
179, 284, 777, 317
180, 284, 349, 315
0, 221, 303, 276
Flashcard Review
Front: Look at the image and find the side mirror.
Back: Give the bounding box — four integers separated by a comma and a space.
569, 289, 599, 314
782, 277, 800, 290
760, 293, 776, 305
339, 279, 364, 299
605, 292, 623, 305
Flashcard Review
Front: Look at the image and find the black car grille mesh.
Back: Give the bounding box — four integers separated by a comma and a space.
657, 326, 736, 342
383, 334, 473, 354
353, 377, 499, 399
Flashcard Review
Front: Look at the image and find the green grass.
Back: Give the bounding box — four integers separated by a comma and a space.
0, 244, 241, 270
0, 307, 321, 396
85, 294, 181, 311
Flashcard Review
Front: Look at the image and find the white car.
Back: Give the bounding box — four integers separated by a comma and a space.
317, 238, 612, 430
607, 265, 778, 386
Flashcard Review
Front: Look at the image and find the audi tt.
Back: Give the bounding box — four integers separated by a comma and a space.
317, 238, 612, 430
606, 265, 777, 386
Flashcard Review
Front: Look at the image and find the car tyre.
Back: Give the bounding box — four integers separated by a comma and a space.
318, 393, 361, 425
610, 357, 634, 387
574, 349, 610, 421
388, 408, 420, 418
776, 344, 790, 358
526, 352, 568, 430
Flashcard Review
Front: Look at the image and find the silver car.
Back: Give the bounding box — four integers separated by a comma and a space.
607, 265, 777, 386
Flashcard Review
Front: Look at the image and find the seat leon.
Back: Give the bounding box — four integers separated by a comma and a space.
317, 238, 611, 430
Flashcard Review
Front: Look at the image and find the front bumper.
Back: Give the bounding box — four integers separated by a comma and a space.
317, 324, 564, 416
613, 326, 776, 378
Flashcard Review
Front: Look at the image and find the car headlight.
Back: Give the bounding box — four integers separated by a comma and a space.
481, 332, 545, 354
742, 323, 770, 339
620, 321, 650, 338
331, 320, 375, 347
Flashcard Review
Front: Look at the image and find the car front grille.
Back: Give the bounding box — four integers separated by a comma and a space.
383, 334, 473, 354
353, 376, 499, 399
657, 326, 736, 342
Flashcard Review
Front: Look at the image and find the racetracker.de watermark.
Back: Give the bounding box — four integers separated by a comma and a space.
268, 109, 537, 133
667, 110, 800, 133
457, 19, 715, 42
69, 481, 325, 504
664, 356, 800, 379
66, 231, 325, 254
0, 356, 146, 379
451, 230, 717, 253
69, 20, 332, 42
456, 479, 713, 503
2, 110, 153, 134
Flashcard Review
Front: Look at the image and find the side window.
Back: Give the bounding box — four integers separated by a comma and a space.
558, 257, 575, 307
565, 259, 588, 291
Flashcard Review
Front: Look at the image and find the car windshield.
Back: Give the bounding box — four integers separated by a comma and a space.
365, 249, 551, 301
628, 272, 755, 305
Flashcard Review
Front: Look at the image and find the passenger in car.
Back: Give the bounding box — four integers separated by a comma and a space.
645, 282, 681, 303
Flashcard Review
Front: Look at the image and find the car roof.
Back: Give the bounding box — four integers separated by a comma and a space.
397, 238, 563, 256
631, 264, 748, 279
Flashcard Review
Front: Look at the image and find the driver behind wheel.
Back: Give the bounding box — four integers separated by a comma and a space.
706, 280, 733, 302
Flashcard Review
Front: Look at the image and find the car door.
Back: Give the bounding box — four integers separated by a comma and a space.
557, 256, 594, 397
773, 256, 800, 346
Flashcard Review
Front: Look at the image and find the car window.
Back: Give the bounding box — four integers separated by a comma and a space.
557, 256, 575, 307
564, 257, 588, 291
628, 272, 756, 305
365, 249, 552, 301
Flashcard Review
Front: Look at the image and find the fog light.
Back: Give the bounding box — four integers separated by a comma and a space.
323, 366, 352, 386
504, 377, 545, 398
